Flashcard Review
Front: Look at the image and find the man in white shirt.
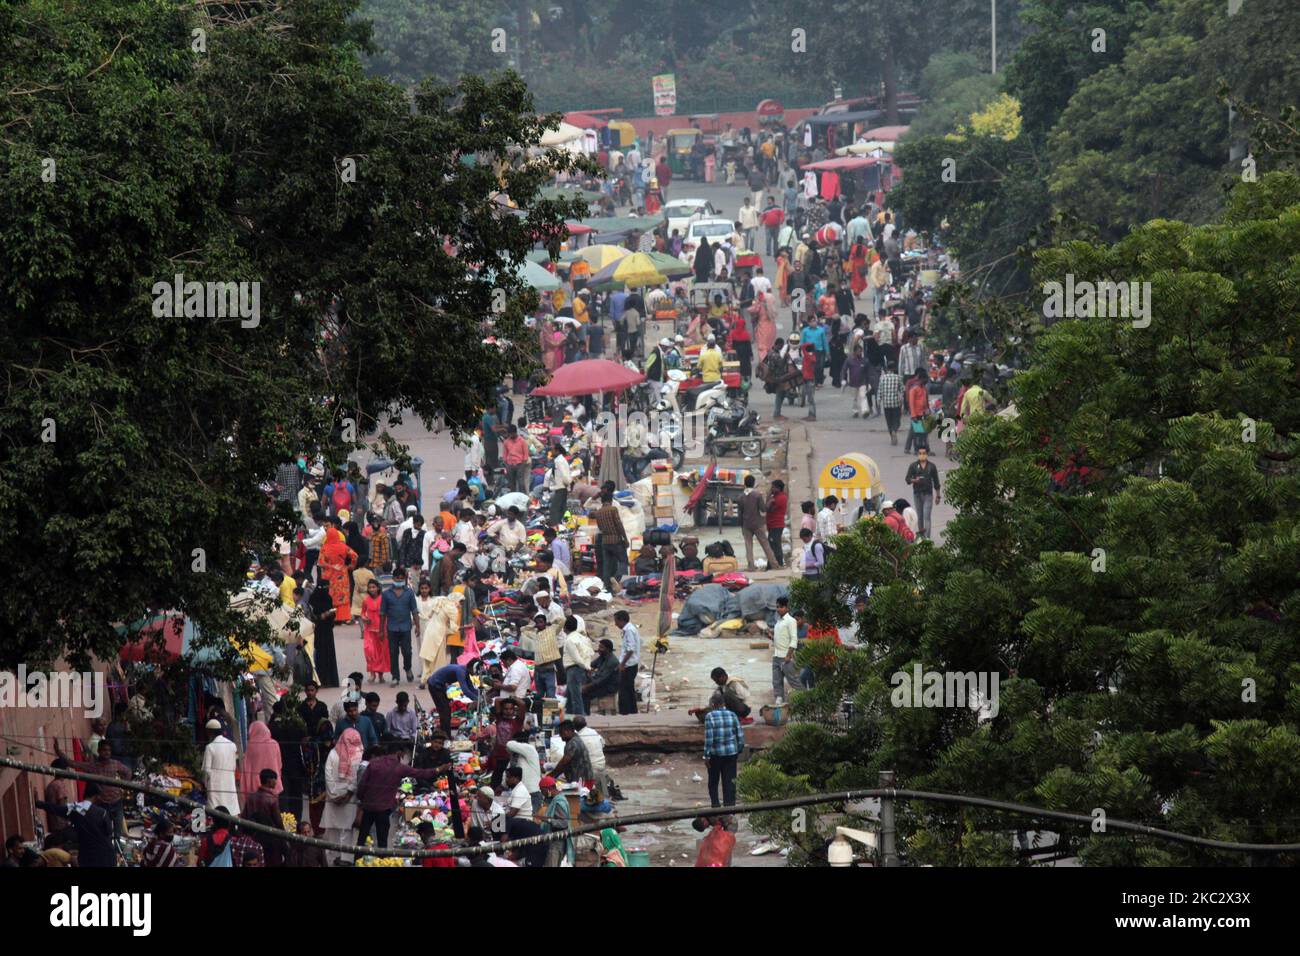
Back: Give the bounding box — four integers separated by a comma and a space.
506, 733, 543, 812
816, 495, 841, 540
872, 314, 895, 347
201, 719, 240, 814
573, 715, 610, 795
532, 587, 566, 627
771, 598, 805, 704
738, 196, 760, 250
490, 506, 529, 552
463, 431, 484, 477
498, 649, 532, 702
396, 504, 418, 543
548, 443, 573, 526
750, 267, 772, 297
561, 616, 595, 717
452, 509, 480, 554
502, 766, 533, 818
470, 786, 505, 836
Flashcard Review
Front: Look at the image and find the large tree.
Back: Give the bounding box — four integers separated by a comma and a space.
742, 169, 1300, 865
0, 0, 589, 670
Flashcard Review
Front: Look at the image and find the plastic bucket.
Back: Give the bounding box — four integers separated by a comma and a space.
626, 849, 651, 867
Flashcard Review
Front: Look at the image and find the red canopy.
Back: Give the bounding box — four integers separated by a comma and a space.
863, 125, 909, 141
532, 359, 645, 396
564, 111, 606, 129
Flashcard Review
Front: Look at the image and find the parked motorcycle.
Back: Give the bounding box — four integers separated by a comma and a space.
704, 399, 762, 458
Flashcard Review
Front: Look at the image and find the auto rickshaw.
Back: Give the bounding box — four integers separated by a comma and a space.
607, 120, 637, 149
666, 128, 702, 178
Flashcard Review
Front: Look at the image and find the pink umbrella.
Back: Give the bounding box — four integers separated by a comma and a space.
532, 358, 646, 396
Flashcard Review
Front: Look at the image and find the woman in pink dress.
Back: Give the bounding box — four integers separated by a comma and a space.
361, 580, 389, 684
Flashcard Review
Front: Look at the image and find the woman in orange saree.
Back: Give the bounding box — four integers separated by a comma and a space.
848, 240, 869, 298
318, 521, 357, 624
775, 251, 792, 307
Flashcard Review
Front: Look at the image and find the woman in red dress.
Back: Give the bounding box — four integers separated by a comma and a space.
360, 579, 389, 684
848, 239, 870, 298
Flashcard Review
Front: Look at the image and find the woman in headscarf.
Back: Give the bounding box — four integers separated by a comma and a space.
344, 520, 369, 607
306, 584, 339, 688
239, 720, 283, 801
318, 517, 357, 624
320, 727, 363, 865
598, 827, 627, 867
752, 290, 778, 363
692, 236, 713, 283
360, 579, 389, 685
301, 717, 333, 832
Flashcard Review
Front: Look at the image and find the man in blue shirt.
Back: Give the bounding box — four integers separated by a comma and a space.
379, 575, 419, 685
614, 609, 641, 716
427, 661, 480, 734
800, 315, 829, 387
335, 698, 378, 750
703, 700, 744, 808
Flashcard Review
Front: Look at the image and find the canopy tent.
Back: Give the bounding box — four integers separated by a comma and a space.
800, 156, 882, 172
576, 214, 662, 236
539, 122, 585, 147
532, 359, 645, 397
817, 453, 884, 502
802, 109, 888, 127
481, 258, 561, 291
862, 125, 910, 141
837, 140, 896, 156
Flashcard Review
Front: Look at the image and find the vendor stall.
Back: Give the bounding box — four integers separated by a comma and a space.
817, 452, 884, 511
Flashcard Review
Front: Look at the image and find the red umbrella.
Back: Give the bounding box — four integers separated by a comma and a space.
532, 359, 646, 396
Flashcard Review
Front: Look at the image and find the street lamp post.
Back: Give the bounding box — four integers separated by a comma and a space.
991, 0, 997, 74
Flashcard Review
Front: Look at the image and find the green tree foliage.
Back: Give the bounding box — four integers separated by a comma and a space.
0, 0, 590, 670
743, 171, 1300, 865
1001, 0, 1158, 139
1046, 0, 1228, 238
359, 0, 511, 87
910, 53, 1002, 138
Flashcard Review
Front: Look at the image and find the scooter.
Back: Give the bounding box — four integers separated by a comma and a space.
661, 370, 727, 418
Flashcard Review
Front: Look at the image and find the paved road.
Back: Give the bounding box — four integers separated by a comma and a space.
668, 174, 956, 540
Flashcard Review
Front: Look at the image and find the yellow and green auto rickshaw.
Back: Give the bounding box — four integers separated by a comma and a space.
666, 128, 702, 178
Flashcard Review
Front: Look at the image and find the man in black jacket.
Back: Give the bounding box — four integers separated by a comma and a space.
581, 639, 620, 711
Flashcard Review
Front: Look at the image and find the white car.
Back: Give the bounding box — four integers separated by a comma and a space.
682, 217, 736, 259
663, 199, 718, 241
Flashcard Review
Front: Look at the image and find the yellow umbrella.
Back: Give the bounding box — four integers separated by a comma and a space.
565, 244, 631, 270
605, 252, 668, 288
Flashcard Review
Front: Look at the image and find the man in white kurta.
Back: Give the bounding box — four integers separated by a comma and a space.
201, 720, 241, 814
